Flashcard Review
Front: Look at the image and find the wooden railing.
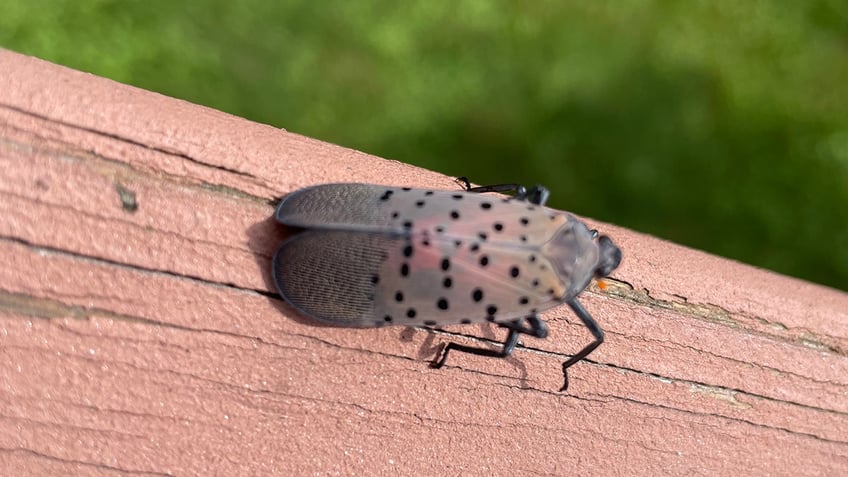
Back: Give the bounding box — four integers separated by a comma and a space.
1, 49, 846, 475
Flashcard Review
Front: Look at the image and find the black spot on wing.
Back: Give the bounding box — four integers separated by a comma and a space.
472, 288, 484, 302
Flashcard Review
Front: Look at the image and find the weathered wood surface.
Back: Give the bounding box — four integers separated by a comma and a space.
1, 49, 846, 476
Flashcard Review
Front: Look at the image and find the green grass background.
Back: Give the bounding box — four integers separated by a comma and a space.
2, 1, 847, 291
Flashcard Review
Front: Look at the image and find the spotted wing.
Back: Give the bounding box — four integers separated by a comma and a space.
273, 230, 396, 326
272, 228, 569, 328
275, 183, 572, 249
373, 231, 570, 326
276, 183, 410, 232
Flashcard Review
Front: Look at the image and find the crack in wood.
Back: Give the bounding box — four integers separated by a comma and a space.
0, 101, 257, 180
600, 278, 845, 355
0, 109, 273, 201
0, 447, 171, 476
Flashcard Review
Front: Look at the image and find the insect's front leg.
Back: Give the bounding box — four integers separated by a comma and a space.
559, 299, 605, 392
455, 176, 550, 206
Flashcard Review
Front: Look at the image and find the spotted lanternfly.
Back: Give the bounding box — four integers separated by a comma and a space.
272, 179, 622, 391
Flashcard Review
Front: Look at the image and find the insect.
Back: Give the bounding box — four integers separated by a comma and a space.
272, 179, 622, 391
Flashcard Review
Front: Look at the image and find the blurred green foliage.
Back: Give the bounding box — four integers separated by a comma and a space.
2, 0, 847, 290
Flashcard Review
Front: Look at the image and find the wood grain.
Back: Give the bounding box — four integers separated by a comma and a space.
1, 49, 846, 476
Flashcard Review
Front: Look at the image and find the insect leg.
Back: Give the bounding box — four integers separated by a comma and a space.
456, 176, 525, 195
498, 314, 548, 339
455, 177, 550, 206
430, 315, 547, 369
559, 299, 605, 392
430, 328, 521, 369
520, 186, 550, 206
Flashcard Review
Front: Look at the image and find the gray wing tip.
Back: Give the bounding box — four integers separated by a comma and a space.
274, 183, 374, 225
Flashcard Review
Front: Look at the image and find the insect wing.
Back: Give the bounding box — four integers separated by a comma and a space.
276, 183, 407, 231
272, 227, 569, 328
381, 233, 569, 325
276, 184, 570, 248
273, 230, 400, 326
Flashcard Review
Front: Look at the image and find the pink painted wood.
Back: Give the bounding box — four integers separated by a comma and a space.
1, 49, 846, 475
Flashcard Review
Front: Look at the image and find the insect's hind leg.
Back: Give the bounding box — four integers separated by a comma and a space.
455, 176, 549, 206
430, 315, 547, 369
